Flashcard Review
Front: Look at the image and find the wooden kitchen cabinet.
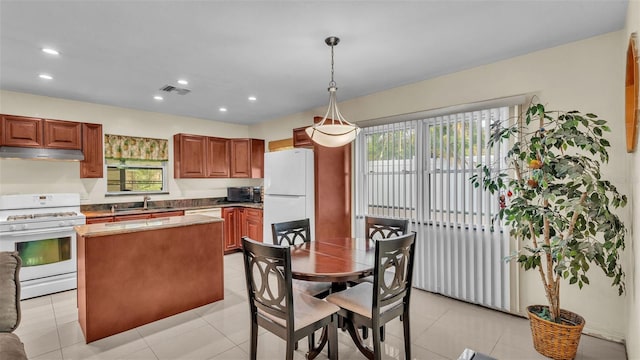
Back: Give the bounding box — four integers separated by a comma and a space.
174, 134, 262, 179
80, 123, 103, 178
223, 207, 263, 253
0, 115, 83, 150
1, 114, 43, 147
151, 210, 184, 218
43, 119, 82, 150
222, 207, 239, 252
113, 213, 151, 222
85, 210, 184, 224
230, 139, 264, 178
206, 137, 230, 178
293, 126, 312, 148
242, 208, 263, 242
174, 134, 207, 178
85, 216, 114, 224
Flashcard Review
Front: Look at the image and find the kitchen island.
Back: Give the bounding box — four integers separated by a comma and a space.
74, 215, 224, 342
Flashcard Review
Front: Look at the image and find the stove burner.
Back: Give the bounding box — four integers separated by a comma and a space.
7, 211, 78, 221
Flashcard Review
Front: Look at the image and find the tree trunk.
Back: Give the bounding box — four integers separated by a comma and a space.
545, 279, 561, 322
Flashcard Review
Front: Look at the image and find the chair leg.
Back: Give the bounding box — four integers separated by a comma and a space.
286, 337, 295, 360
328, 317, 338, 360
380, 325, 385, 342
307, 331, 315, 352
372, 325, 382, 360
362, 326, 368, 339
403, 310, 411, 360
250, 319, 258, 360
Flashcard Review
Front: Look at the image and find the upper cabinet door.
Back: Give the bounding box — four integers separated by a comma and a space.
230, 139, 265, 178
44, 119, 82, 149
230, 139, 250, 178
80, 123, 104, 178
207, 137, 230, 178
1, 115, 43, 148
174, 134, 207, 178
250, 139, 264, 178
293, 126, 312, 148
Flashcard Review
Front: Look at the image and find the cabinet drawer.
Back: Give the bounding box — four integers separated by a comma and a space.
114, 213, 152, 222
86, 216, 114, 224
151, 210, 184, 218
245, 208, 263, 219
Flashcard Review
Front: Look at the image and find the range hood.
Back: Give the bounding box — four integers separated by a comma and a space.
0, 146, 85, 161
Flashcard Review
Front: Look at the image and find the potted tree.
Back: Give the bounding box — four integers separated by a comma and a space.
472, 102, 627, 360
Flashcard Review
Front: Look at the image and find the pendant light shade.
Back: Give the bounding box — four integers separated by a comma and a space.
305, 36, 360, 147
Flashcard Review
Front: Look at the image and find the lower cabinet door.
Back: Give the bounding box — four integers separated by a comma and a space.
223, 208, 238, 252
245, 216, 263, 242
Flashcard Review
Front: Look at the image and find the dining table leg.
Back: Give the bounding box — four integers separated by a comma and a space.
343, 318, 375, 360
305, 326, 328, 360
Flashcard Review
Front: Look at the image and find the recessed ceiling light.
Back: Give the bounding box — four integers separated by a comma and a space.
154, 95, 163, 101
248, 96, 257, 101
219, 107, 227, 112
39, 74, 53, 80
42, 48, 60, 55
177, 79, 188, 85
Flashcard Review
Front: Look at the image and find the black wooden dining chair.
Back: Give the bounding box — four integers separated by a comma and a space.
325, 232, 417, 360
241, 237, 339, 360
272, 219, 312, 246
271, 219, 332, 297
271, 219, 333, 350
358, 216, 410, 340
365, 216, 409, 241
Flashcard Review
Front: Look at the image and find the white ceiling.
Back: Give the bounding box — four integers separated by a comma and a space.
0, 1, 628, 125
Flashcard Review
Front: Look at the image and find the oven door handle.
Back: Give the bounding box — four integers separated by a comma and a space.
1, 227, 74, 237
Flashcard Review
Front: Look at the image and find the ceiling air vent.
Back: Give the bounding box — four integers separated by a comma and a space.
159, 84, 191, 95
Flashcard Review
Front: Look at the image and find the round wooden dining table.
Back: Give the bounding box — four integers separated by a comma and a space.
289, 237, 376, 284
288, 237, 377, 359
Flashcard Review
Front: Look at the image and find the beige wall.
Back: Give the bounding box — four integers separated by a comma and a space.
0, 91, 261, 204
251, 31, 633, 343
624, 1, 640, 358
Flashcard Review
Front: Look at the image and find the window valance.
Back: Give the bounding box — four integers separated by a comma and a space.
104, 134, 168, 161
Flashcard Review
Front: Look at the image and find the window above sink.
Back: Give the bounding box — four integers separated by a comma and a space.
106, 159, 168, 196
104, 134, 169, 196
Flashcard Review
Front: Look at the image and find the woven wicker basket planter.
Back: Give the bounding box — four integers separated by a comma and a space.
527, 305, 585, 360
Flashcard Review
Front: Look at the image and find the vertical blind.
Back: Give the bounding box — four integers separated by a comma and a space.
355, 106, 512, 311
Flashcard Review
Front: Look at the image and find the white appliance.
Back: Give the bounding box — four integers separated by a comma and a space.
0, 193, 85, 299
263, 148, 314, 242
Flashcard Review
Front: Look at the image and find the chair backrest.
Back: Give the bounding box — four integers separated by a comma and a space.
271, 219, 311, 246
241, 237, 294, 327
0, 251, 21, 333
365, 216, 409, 241
372, 232, 417, 316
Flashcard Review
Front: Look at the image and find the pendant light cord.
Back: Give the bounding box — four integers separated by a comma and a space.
329, 43, 336, 88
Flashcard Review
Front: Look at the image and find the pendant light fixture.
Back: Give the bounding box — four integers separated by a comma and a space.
305, 36, 360, 147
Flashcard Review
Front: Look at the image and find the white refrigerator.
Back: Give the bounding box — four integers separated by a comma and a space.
263, 148, 315, 242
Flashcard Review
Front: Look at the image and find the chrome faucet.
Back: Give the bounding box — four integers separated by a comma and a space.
143, 195, 151, 209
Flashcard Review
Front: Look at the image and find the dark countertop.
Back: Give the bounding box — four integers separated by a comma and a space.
82, 202, 262, 218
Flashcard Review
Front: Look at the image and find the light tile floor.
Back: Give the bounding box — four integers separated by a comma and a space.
17, 253, 627, 359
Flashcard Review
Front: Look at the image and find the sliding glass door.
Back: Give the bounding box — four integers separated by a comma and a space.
355, 106, 513, 311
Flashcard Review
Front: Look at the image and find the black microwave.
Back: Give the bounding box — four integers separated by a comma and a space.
227, 187, 252, 202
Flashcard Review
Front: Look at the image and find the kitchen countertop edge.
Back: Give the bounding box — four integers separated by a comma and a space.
75, 214, 223, 237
